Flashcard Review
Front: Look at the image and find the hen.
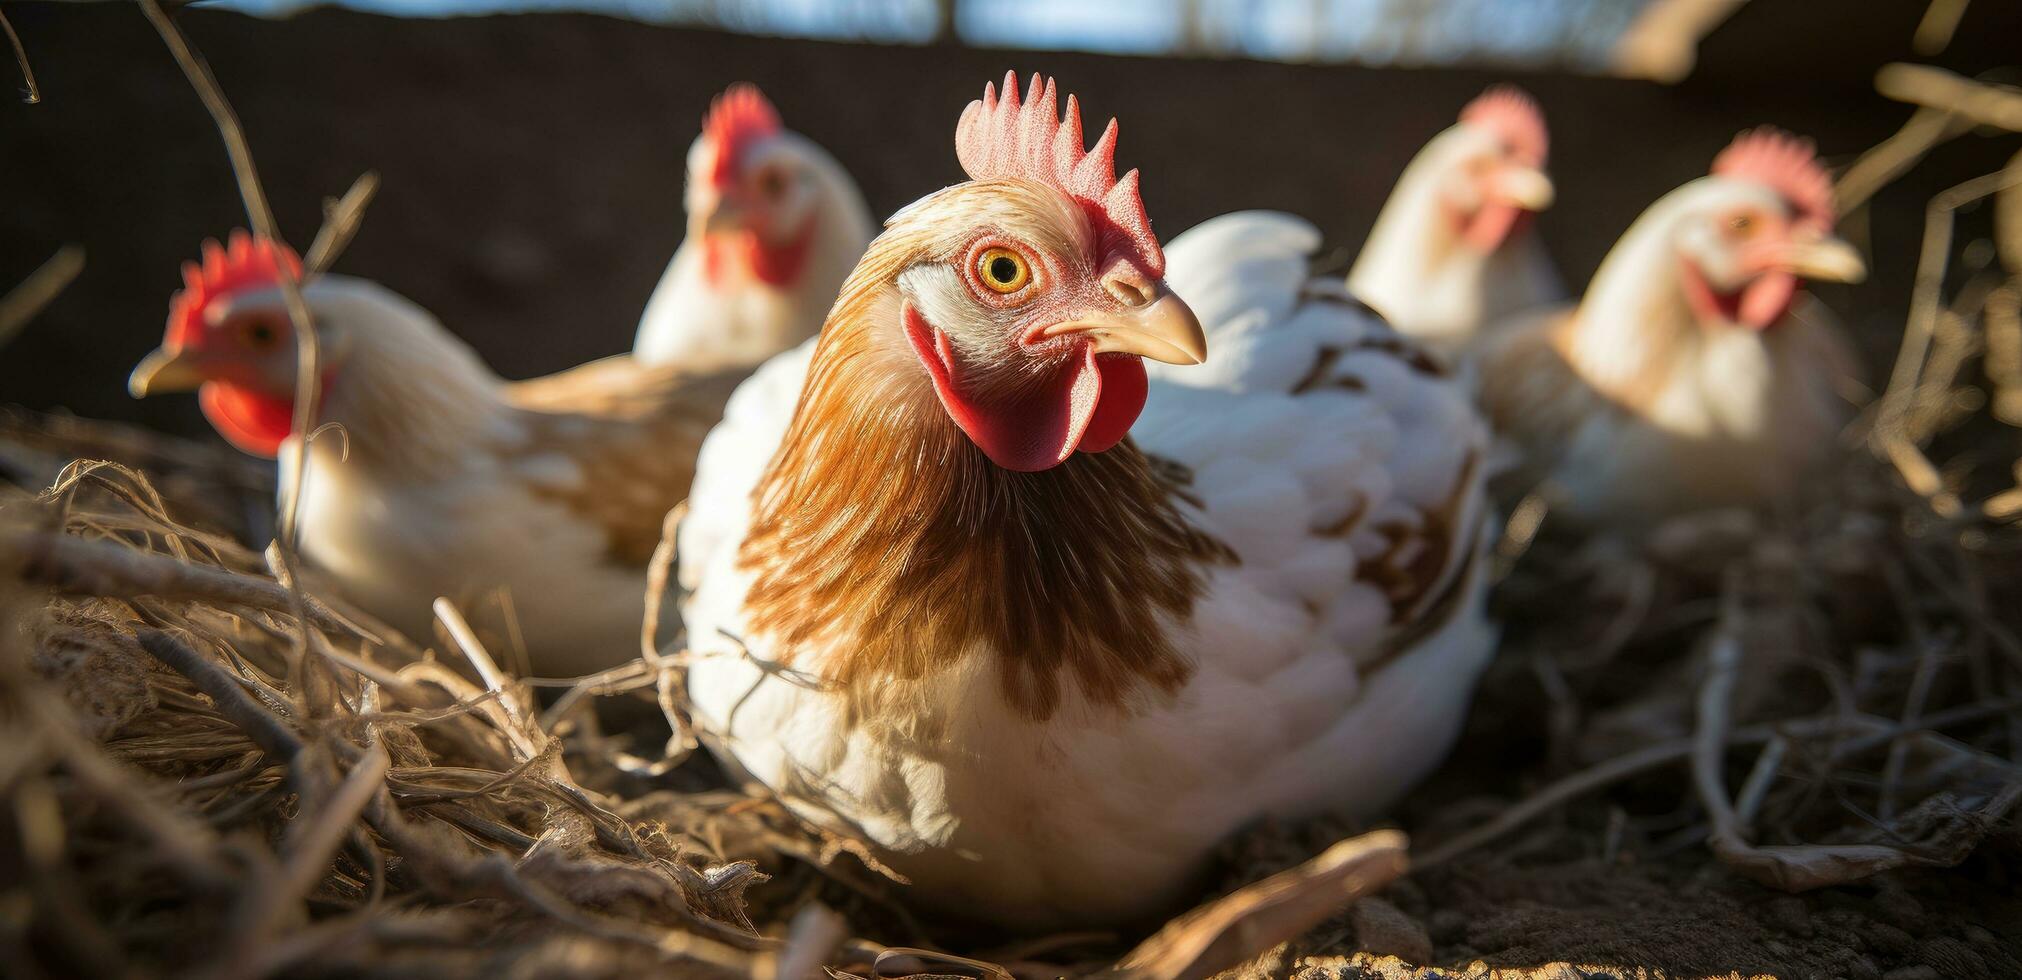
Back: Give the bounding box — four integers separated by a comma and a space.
1347, 86, 1561, 359
1478, 129, 1866, 523
634, 83, 875, 372
679, 74, 1495, 929
131, 233, 741, 676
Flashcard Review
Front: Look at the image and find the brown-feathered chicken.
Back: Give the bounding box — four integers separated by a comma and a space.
129, 233, 741, 675
1478, 129, 1866, 522
679, 74, 1494, 930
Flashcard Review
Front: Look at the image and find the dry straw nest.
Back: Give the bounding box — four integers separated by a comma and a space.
0, 422, 1422, 980
2, 398, 2020, 980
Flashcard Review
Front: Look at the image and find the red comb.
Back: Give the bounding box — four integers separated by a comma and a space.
1460, 85, 1547, 166
1712, 128, 1835, 231
955, 71, 1163, 277
166, 230, 302, 348
703, 83, 783, 189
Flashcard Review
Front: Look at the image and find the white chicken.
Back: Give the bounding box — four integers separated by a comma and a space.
1347, 86, 1561, 359
678, 74, 1495, 929
1478, 128, 1867, 522
131, 233, 741, 677
634, 83, 876, 372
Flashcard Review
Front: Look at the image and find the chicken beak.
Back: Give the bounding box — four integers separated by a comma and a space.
1041, 291, 1207, 366
1776, 232, 1867, 284
128, 346, 207, 398
1493, 166, 1555, 211
701, 200, 746, 238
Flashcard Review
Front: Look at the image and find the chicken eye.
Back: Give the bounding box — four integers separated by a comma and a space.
756, 168, 787, 199
239, 318, 280, 350
977, 247, 1031, 294
1727, 212, 1756, 236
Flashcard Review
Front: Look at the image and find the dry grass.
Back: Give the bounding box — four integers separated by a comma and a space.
0, 445, 1413, 979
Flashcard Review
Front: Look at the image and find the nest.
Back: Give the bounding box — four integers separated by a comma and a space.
4, 393, 2022, 980
2, 425, 1432, 979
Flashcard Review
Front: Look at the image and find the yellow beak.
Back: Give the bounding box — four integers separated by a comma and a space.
1039, 291, 1207, 366
128, 346, 208, 398
1494, 166, 1555, 211
1777, 233, 1866, 284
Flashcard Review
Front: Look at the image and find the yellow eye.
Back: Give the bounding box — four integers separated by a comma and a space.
977, 247, 1031, 294
1728, 213, 1756, 235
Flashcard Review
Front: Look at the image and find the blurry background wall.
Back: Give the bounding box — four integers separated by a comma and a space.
1, 0, 2017, 438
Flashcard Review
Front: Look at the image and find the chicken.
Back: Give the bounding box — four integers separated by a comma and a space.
1346, 86, 1561, 359
633, 83, 876, 373
1477, 129, 1867, 523
678, 73, 1496, 930
130, 233, 742, 677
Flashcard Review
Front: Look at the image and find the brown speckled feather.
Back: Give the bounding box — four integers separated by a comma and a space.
503, 355, 747, 567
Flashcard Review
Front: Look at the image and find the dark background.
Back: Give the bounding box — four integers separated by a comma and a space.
3, 0, 2019, 441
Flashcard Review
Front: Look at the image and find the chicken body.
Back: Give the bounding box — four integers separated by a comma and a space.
679, 76, 1494, 930
1347, 87, 1561, 359
134, 244, 737, 676
634, 85, 875, 373
1478, 131, 1865, 522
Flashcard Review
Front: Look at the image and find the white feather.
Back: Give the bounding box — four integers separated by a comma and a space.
679, 211, 1496, 929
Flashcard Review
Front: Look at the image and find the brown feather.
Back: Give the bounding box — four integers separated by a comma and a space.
505, 355, 747, 567
735, 209, 1233, 722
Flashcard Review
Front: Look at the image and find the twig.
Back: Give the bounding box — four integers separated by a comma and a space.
642, 502, 698, 766
0, 246, 82, 352
302, 172, 380, 277
223, 743, 391, 976
137, 0, 323, 552
1913, 0, 1973, 55
137, 629, 307, 766
0, 5, 39, 103
1876, 63, 2022, 134
433, 597, 544, 762
2001, 149, 2022, 276
1873, 169, 2022, 509
1880, 559, 1947, 821
1116, 830, 1409, 980
1734, 736, 1787, 828
641, 502, 684, 662
1692, 584, 1748, 852
1416, 700, 2022, 868
13, 527, 366, 641
1835, 107, 1970, 215
24, 694, 236, 888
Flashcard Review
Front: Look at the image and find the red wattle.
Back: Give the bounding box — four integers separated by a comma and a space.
199, 381, 295, 458
745, 215, 817, 287
1463, 203, 1523, 253
702, 215, 818, 289
1078, 353, 1146, 453
1681, 260, 1799, 331
902, 304, 1148, 472
1737, 271, 1798, 330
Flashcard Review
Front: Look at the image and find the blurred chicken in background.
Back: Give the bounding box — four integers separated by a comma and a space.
130, 233, 742, 677
633, 83, 875, 372
1478, 129, 1867, 523
1347, 86, 1561, 360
